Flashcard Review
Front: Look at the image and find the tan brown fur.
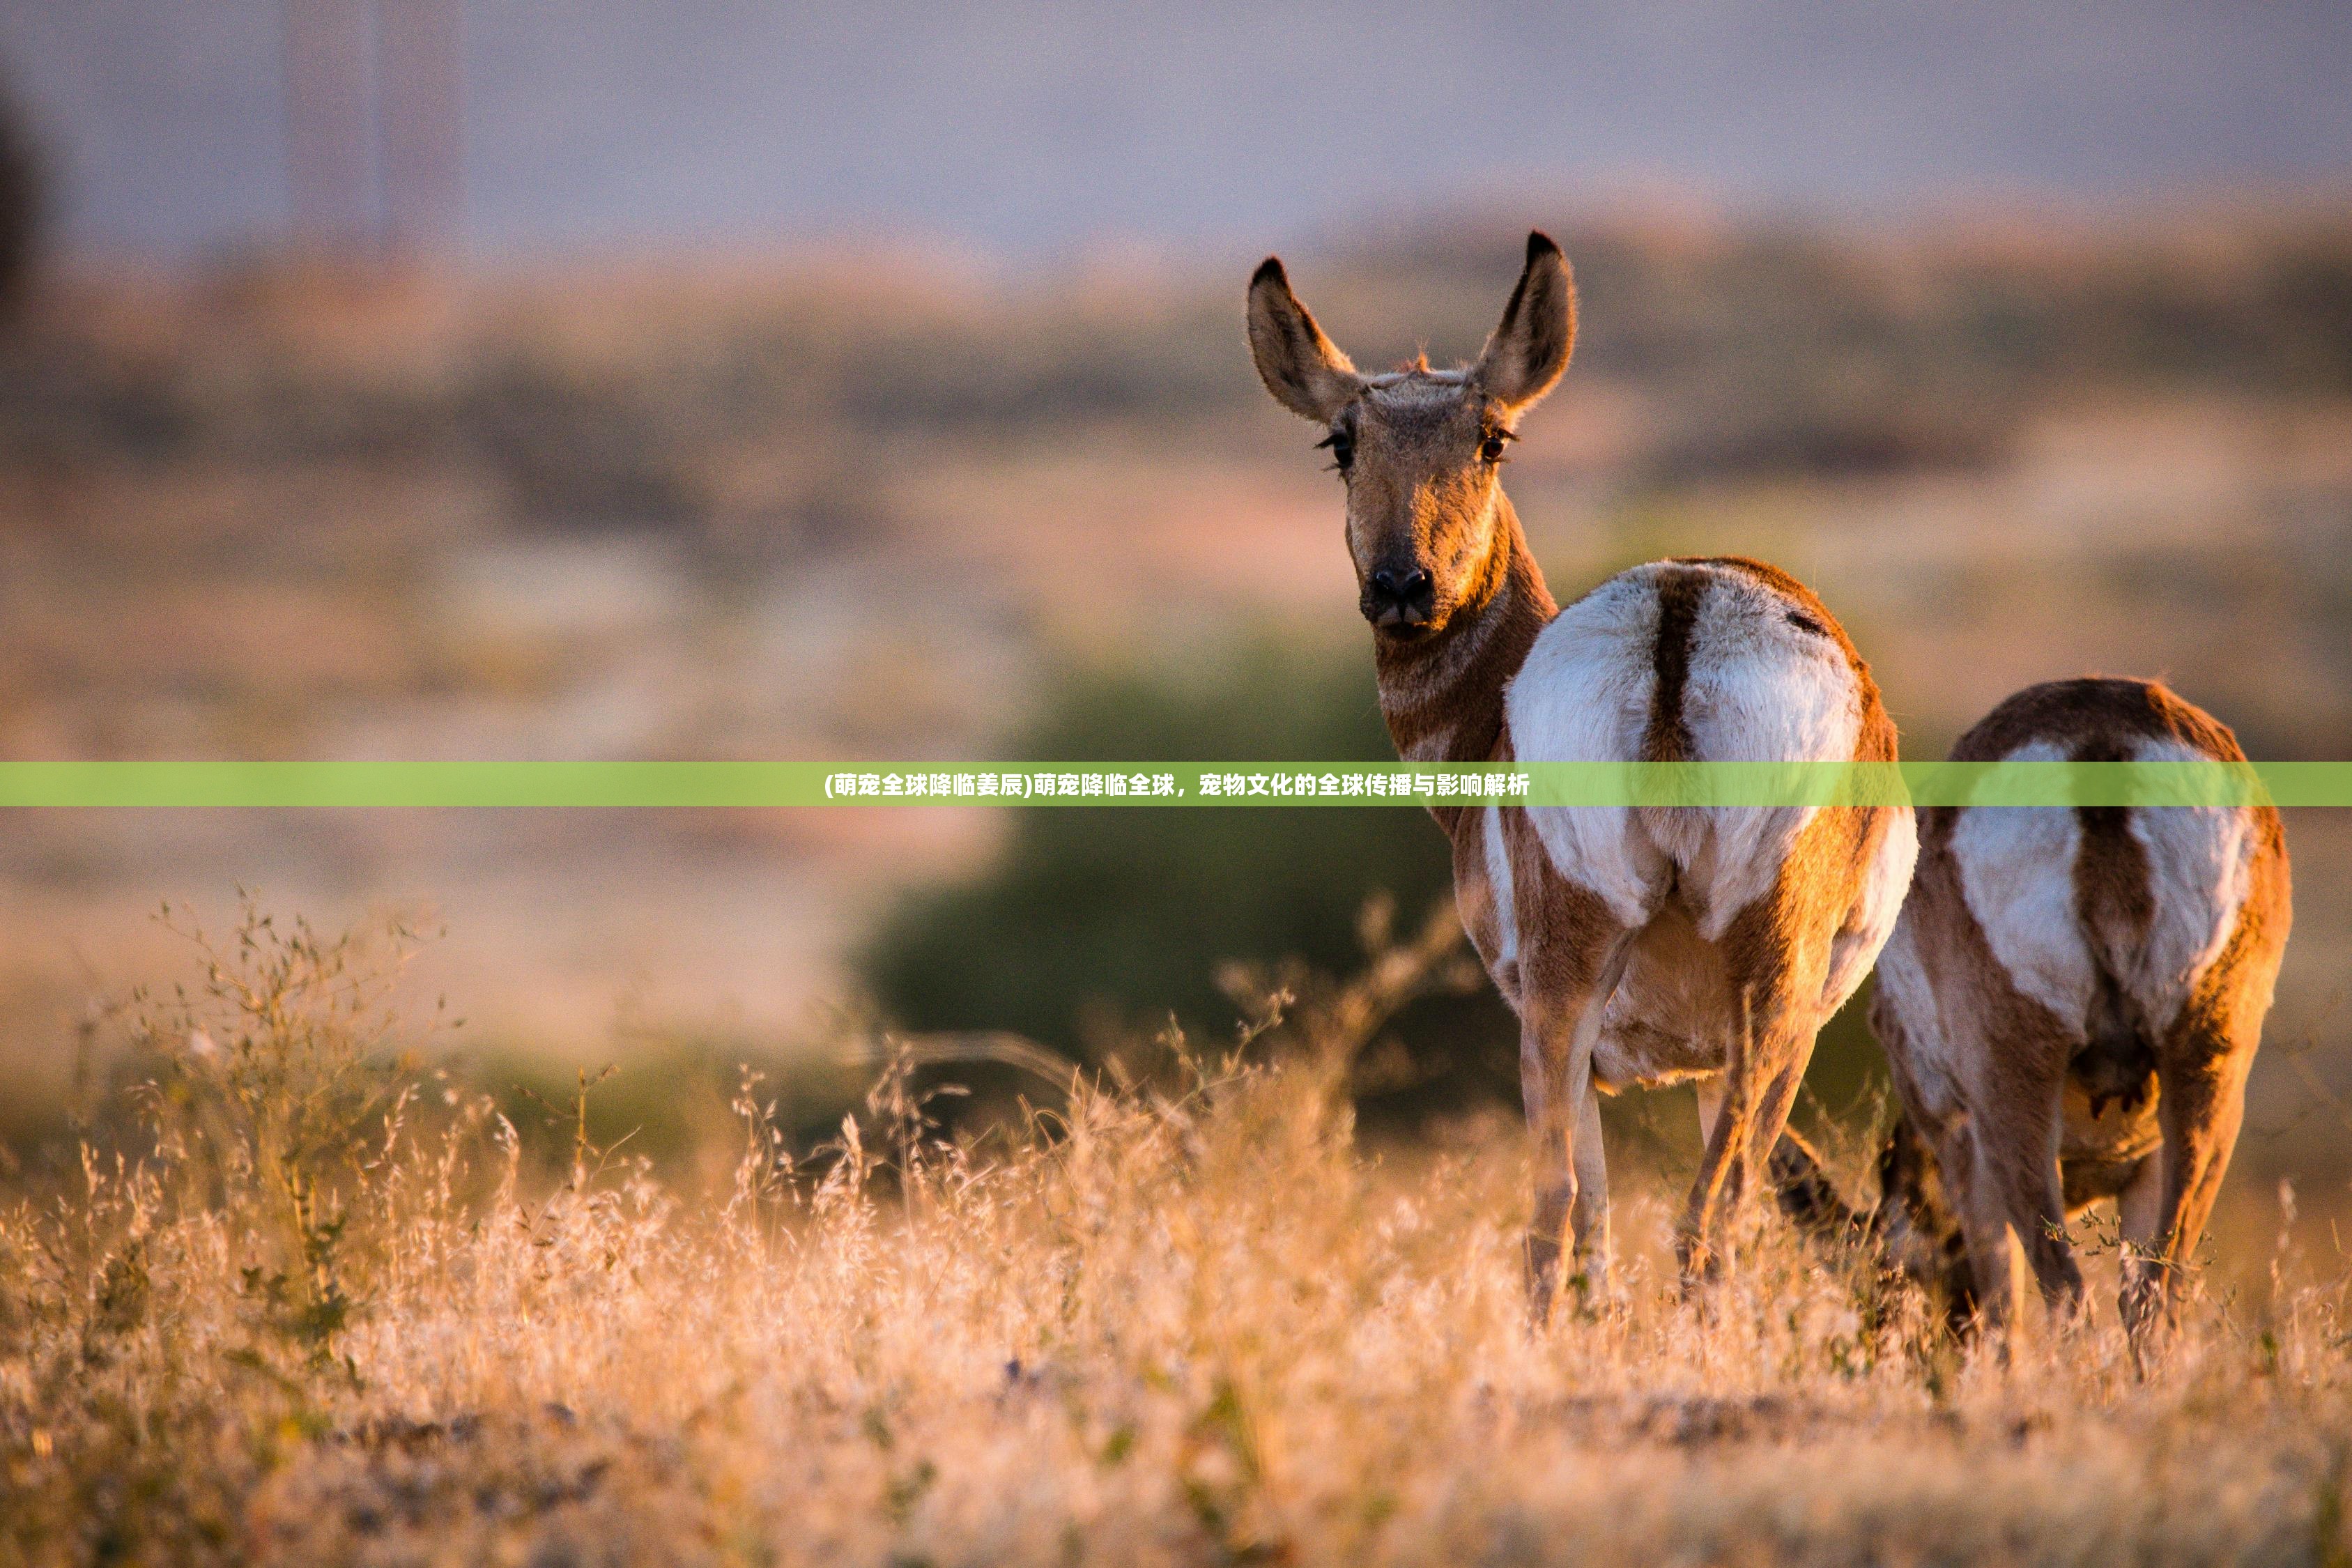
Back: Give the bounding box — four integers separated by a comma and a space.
1250, 236, 1905, 1316
1871, 677, 2291, 1342
1375, 516, 1556, 780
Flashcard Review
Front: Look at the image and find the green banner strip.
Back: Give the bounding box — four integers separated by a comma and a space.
0, 760, 2348, 808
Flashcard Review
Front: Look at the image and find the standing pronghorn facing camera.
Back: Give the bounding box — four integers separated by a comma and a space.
1872, 678, 2291, 1342
1247, 233, 1917, 1317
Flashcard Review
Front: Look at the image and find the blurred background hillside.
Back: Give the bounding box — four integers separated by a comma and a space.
0, 3, 2347, 1197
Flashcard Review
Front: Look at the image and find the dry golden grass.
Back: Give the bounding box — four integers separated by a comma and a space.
5, 908, 2351, 1567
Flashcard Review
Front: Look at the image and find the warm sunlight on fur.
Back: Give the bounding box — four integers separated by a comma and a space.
4, 906, 2348, 1567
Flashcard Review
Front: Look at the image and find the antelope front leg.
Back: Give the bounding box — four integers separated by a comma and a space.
1521, 1010, 1591, 1323
1521, 941, 1632, 1324
1567, 1077, 1613, 1299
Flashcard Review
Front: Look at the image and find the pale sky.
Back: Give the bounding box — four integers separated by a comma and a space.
3, 0, 2349, 257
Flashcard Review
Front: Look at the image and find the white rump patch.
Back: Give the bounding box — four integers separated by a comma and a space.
1506, 562, 1867, 936
1941, 734, 2261, 1043
1657, 567, 1864, 938
1505, 571, 1667, 926
1950, 740, 2095, 1029
2114, 737, 2257, 1029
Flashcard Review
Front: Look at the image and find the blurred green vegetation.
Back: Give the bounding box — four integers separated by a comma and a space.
856, 641, 1890, 1142
856, 643, 1520, 1128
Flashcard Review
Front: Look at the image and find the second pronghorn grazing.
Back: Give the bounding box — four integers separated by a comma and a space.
1870, 677, 2291, 1342
1247, 233, 1917, 1317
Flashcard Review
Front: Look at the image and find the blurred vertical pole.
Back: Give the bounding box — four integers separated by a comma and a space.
378, 0, 464, 257
284, 0, 378, 250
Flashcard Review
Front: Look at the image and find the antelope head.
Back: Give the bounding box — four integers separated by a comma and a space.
1247, 231, 1575, 641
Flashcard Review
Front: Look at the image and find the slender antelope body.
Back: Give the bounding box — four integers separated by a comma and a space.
1248, 234, 1917, 1315
1872, 678, 2291, 1337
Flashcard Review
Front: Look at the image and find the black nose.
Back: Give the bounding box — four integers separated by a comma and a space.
1367, 567, 1435, 626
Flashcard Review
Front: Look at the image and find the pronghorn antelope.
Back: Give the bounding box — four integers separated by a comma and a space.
1871, 677, 2291, 1339
1247, 233, 1917, 1316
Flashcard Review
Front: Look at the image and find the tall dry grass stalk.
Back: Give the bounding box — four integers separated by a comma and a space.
3, 903, 2350, 1566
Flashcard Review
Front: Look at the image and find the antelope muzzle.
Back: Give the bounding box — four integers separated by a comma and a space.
1364, 565, 1436, 631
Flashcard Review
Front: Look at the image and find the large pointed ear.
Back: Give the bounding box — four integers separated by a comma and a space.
1472, 231, 1576, 413
1247, 256, 1365, 423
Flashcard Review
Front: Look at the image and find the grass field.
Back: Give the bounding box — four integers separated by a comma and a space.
6, 905, 2351, 1567
3, 203, 2349, 1565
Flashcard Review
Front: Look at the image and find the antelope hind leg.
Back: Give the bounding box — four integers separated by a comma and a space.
2121, 1045, 2250, 1342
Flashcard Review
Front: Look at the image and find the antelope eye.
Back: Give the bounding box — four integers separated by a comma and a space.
1479, 433, 1509, 463
1318, 430, 1355, 472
